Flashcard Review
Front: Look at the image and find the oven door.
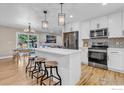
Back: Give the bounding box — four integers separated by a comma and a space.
88, 51, 107, 65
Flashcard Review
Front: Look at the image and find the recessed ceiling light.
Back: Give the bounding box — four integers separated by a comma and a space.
102, 3, 108, 6
70, 15, 73, 18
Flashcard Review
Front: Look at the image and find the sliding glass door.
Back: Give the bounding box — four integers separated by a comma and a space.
16, 32, 38, 49
29, 35, 37, 48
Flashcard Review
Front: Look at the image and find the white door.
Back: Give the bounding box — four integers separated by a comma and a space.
108, 12, 122, 38
81, 21, 90, 39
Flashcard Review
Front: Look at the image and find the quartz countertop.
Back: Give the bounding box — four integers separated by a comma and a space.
35, 48, 81, 55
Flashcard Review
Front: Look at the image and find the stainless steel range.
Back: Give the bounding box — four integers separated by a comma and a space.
88, 42, 108, 69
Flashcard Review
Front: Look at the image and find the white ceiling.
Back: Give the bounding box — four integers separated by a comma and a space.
0, 3, 124, 34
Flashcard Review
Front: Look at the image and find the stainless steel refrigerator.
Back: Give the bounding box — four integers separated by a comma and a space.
63, 31, 78, 49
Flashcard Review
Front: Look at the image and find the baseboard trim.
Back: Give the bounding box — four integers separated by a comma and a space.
81, 61, 88, 65
0, 56, 12, 59
108, 67, 124, 73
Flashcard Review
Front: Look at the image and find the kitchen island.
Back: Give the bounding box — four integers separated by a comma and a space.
35, 48, 81, 85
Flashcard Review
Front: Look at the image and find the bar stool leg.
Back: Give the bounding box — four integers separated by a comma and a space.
36, 63, 39, 84
25, 59, 31, 73
29, 60, 33, 77
49, 67, 53, 85
45, 66, 49, 77
36, 62, 43, 84
55, 67, 62, 85
31, 60, 46, 84
40, 68, 48, 85
31, 62, 37, 79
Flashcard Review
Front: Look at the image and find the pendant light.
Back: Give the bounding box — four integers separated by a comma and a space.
58, 3, 65, 26
42, 10, 48, 29
24, 23, 35, 33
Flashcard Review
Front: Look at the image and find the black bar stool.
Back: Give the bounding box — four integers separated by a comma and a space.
31, 57, 46, 84
25, 56, 37, 76
40, 61, 62, 85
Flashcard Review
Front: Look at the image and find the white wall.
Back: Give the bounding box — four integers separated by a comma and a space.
0, 26, 41, 58
0, 26, 22, 57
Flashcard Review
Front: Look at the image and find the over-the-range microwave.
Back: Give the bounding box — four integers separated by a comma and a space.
90, 28, 108, 38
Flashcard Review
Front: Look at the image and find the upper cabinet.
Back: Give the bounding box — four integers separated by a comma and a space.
90, 12, 124, 38
65, 11, 124, 39
72, 22, 80, 31
80, 21, 90, 39
90, 18, 99, 30
64, 22, 80, 33
108, 12, 122, 38
90, 16, 108, 30
99, 16, 108, 28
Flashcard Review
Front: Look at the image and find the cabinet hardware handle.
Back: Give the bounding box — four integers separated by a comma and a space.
111, 52, 119, 53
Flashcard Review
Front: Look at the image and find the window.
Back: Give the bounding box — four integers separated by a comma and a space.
46, 35, 56, 43
16, 32, 38, 49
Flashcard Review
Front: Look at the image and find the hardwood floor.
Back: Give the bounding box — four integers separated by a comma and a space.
77, 64, 124, 85
0, 57, 38, 85
0, 57, 124, 85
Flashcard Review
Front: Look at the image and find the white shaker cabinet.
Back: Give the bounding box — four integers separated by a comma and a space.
65, 22, 80, 32
80, 21, 90, 39
99, 16, 108, 28
90, 16, 108, 30
107, 48, 124, 73
81, 48, 88, 65
108, 12, 122, 38
90, 18, 99, 30
72, 22, 80, 31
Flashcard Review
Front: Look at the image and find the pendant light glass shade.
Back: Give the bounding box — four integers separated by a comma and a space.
42, 20, 48, 29
58, 13, 65, 26
58, 3, 65, 26
42, 10, 48, 29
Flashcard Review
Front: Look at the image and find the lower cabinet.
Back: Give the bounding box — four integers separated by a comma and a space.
107, 48, 124, 73
81, 48, 88, 65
